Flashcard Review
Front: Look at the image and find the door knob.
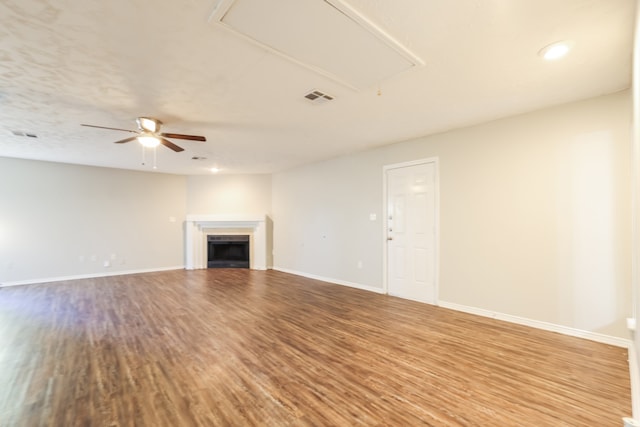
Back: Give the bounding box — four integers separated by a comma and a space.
387, 237, 393, 241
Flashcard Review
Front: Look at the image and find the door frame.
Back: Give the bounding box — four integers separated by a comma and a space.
382, 157, 440, 303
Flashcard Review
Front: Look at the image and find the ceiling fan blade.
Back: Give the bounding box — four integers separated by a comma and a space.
160, 133, 206, 142
113, 136, 138, 144
160, 138, 184, 152
81, 124, 138, 133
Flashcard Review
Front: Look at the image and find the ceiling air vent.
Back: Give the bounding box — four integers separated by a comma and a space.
304, 89, 334, 104
11, 130, 38, 138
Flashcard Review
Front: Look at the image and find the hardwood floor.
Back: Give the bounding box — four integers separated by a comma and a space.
0, 269, 631, 426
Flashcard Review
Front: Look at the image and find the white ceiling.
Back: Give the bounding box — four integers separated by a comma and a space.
0, 0, 635, 175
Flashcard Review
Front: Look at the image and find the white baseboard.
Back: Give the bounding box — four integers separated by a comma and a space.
272, 266, 385, 294
0, 266, 185, 287
438, 300, 632, 348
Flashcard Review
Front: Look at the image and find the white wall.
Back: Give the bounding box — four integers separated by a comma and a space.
631, 0, 640, 417
187, 174, 273, 267
187, 174, 271, 215
272, 155, 383, 289
0, 158, 187, 284
0, 166, 272, 284
273, 91, 632, 338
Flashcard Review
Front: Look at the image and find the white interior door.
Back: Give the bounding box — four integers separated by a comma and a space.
385, 160, 437, 304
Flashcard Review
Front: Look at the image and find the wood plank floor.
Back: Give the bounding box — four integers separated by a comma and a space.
0, 269, 631, 426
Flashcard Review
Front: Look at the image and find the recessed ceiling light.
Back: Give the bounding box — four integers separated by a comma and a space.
538, 41, 573, 61
210, 167, 220, 173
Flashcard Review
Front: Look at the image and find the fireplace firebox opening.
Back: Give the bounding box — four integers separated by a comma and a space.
207, 235, 250, 268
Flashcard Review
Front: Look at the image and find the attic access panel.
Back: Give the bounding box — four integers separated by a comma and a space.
209, 0, 423, 90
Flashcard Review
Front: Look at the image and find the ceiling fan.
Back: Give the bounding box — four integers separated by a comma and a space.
81, 117, 206, 152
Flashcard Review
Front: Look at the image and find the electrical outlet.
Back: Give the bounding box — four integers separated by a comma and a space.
103, 260, 110, 268
357, 261, 363, 269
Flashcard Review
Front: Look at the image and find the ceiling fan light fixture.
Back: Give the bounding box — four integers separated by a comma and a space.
137, 117, 161, 133
138, 134, 160, 148
82, 117, 204, 154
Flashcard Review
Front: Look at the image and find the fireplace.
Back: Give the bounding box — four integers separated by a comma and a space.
185, 215, 267, 270
207, 235, 250, 268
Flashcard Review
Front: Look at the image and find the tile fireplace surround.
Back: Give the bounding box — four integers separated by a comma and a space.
185, 215, 268, 270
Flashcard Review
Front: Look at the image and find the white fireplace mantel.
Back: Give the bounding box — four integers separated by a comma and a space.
185, 214, 267, 270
